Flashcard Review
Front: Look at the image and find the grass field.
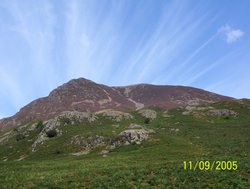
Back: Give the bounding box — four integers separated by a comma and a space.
0, 100, 249, 188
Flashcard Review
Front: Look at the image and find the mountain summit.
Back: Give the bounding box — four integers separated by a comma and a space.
0, 77, 233, 131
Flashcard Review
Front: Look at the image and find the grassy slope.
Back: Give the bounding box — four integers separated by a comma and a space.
0, 100, 249, 188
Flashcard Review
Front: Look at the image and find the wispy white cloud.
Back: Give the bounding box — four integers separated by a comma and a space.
64, 0, 139, 84
183, 50, 240, 85
153, 32, 218, 84
0, 1, 60, 117
219, 24, 244, 44
6, 1, 57, 91
121, 2, 211, 84
204, 78, 231, 94
0, 67, 24, 110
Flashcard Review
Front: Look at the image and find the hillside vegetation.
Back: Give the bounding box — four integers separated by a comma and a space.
0, 100, 249, 188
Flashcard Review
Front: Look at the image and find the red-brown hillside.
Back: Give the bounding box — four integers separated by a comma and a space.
0, 78, 233, 131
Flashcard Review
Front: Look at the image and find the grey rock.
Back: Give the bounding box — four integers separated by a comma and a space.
109, 129, 150, 149
207, 109, 238, 117
32, 111, 96, 152
32, 118, 61, 152
71, 151, 90, 156
170, 128, 179, 132
128, 123, 143, 129
96, 109, 133, 121
138, 109, 157, 120
100, 150, 109, 155
58, 111, 97, 125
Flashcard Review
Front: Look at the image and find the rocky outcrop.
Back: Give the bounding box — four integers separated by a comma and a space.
70, 124, 155, 155
31, 119, 62, 152
32, 111, 97, 151
182, 105, 239, 118
207, 109, 239, 117
127, 123, 143, 129
95, 109, 133, 121
182, 106, 214, 116
138, 109, 157, 120
58, 111, 97, 124
109, 128, 154, 149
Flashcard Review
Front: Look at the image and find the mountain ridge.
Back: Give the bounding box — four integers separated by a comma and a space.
0, 77, 233, 132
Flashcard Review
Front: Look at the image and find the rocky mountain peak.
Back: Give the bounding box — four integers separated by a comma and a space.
49, 78, 95, 96
0, 78, 234, 132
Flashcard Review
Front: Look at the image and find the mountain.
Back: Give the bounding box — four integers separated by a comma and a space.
0, 77, 233, 132
0, 78, 249, 188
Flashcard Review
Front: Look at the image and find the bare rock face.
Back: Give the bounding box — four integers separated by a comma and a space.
127, 123, 143, 129
100, 150, 109, 155
58, 111, 97, 124
138, 109, 157, 120
0, 77, 233, 131
207, 109, 239, 117
32, 118, 62, 152
32, 111, 96, 151
182, 106, 214, 116
70, 124, 154, 154
95, 109, 133, 121
109, 128, 153, 149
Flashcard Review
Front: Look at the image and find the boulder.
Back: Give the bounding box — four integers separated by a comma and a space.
59, 111, 97, 124
207, 109, 238, 117
109, 129, 150, 148
128, 123, 143, 129
138, 109, 157, 120
96, 109, 133, 121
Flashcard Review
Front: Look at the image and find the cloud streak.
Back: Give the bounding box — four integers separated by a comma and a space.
5, 1, 58, 90
0, 0, 249, 118
219, 24, 244, 44
183, 50, 240, 85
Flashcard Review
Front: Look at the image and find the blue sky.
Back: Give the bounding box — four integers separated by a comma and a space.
0, 0, 250, 118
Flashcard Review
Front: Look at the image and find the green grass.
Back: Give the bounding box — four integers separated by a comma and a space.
0, 100, 249, 188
